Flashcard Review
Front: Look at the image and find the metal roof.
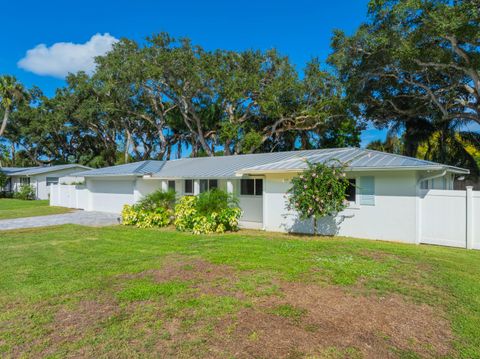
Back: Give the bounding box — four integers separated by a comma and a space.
70, 148, 469, 180
76, 160, 165, 177
237, 148, 470, 175
0, 164, 91, 176
151, 148, 469, 178
0, 167, 37, 175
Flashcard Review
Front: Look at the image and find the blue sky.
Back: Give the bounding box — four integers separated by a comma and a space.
0, 0, 385, 145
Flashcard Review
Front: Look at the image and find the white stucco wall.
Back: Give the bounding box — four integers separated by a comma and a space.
86, 177, 136, 213
263, 171, 419, 243
134, 178, 162, 201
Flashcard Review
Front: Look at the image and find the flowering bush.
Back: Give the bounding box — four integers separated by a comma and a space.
287, 160, 350, 234
174, 190, 242, 234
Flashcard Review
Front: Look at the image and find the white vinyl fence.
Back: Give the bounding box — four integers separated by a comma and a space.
419, 187, 479, 249
50, 184, 88, 210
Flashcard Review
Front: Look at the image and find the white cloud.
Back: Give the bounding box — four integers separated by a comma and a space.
18, 33, 119, 78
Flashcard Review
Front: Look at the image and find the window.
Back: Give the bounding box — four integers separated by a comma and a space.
168, 180, 176, 192
200, 179, 219, 193
420, 180, 429, 190
184, 179, 193, 194
359, 176, 375, 206
255, 179, 263, 195
200, 179, 208, 193
209, 179, 218, 190
240, 179, 263, 196
20, 177, 30, 186
346, 179, 356, 202
46, 177, 59, 186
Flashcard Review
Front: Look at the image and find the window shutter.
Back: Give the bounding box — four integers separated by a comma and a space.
359, 176, 375, 206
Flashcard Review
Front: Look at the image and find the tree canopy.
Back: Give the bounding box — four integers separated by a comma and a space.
1, 1, 479, 179
329, 0, 480, 174
0, 33, 360, 167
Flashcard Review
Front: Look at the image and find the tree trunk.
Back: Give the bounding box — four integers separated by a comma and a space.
0, 107, 10, 137
313, 217, 317, 236
403, 119, 420, 157
11, 142, 15, 166
125, 130, 132, 164
166, 145, 171, 160
224, 139, 232, 156
177, 139, 182, 159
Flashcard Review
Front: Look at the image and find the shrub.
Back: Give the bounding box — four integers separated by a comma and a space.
0, 191, 13, 199
121, 205, 173, 228
121, 189, 177, 228
174, 190, 242, 234
287, 160, 349, 234
0, 172, 8, 190
173, 195, 198, 232
13, 184, 36, 200
195, 189, 239, 214
136, 189, 176, 212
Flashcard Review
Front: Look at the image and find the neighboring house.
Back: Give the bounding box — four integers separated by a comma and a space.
67, 148, 469, 243
0, 164, 91, 200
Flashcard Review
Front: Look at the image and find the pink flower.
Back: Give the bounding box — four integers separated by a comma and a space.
304, 185, 308, 189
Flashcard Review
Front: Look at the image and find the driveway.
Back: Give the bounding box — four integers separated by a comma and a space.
0, 211, 121, 231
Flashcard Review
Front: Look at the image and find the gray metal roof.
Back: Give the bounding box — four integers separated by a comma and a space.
237, 148, 470, 174
237, 148, 470, 175
152, 148, 469, 178
0, 167, 37, 175
72, 148, 469, 180
76, 160, 165, 177
1, 164, 91, 176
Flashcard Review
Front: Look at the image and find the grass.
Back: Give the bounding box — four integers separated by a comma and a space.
0, 199, 71, 219
0, 225, 479, 357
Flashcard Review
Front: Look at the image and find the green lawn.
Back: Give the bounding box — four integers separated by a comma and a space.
1, 226, 479, 358
0, 199, 71, 219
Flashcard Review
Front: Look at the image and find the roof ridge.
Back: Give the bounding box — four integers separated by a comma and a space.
361, 148, 440, 165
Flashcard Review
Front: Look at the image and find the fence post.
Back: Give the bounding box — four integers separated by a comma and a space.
466, 186, 473, 250
415, 187, 422, 245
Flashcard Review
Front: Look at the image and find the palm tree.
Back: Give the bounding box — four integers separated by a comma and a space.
367, 119, 480, 177
0, 75, 28, 137
416, 120, 480, 177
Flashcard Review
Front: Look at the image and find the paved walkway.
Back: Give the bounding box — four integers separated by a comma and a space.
0, 211, 121, 231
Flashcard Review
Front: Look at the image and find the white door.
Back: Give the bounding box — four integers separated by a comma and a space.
88, 180, 135, 213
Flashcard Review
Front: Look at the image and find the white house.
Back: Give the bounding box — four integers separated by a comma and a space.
57, 148, 475, 245
0, 164, 91, 200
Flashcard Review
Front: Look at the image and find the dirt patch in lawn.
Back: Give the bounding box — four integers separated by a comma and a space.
211, 282, 453, 358
10, 257, 452, 358
122, 256, 453, 358
122, 256, 246, 298
45, 301, 119, 352
150, 256, 237, 282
